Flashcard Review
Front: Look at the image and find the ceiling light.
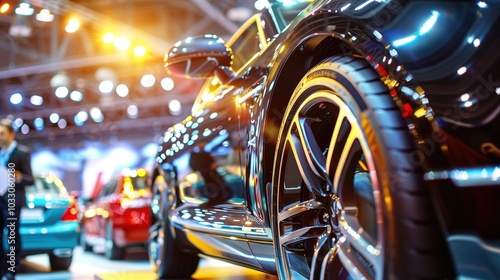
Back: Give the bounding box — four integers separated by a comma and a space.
103, 32, 115, 43
58, 119, 67, 129
169, 99, 182, 116
161, 77, 175, 91
65, 18, 80, 33
95, 67, 116, 81
74, 115, 84, 126
50, 72, 69, 88
34, 118, 44, 131
70, 90, 83, 102
116, 84, 129, 97
90, 107, 104, 123
1, 3, 10, 14
30, 95, 43, 106
127, 105, 138, 119
55, 86, 69, 98
15, 3, 34, 16
99, 80, 114, 94
134, 45, 146, 57
114, 37, 130, 50
13, 118, 23, 129
21, 124, 30, 134
140, 74, 155, 88
36, 9, 54, 22
76, 111, 89, 122
49, 113, 60, 124
10, 93, 23, 105
74, 111, 88, 126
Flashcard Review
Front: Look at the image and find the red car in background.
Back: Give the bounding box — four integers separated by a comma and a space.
81, 168, 151, 259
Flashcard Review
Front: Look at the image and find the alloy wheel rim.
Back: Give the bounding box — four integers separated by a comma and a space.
276, 91, 383, 279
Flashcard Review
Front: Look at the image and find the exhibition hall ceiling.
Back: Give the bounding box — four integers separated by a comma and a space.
0, 0, 254, 143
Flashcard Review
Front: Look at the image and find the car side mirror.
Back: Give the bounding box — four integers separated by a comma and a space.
165, 35, 232, 79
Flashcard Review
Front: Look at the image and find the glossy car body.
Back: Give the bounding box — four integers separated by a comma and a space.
18, 174, 79, 270
149, 1, 500, 279
82, 169, 151, 259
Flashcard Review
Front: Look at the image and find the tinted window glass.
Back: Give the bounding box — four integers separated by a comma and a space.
100, 179, 118, 197
272, 3, 309, 30
131, 176, 149, 190
25, 177, 60, 194
230, 22, 261, 71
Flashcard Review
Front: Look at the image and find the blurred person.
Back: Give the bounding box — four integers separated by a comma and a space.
0, 119, 33, 280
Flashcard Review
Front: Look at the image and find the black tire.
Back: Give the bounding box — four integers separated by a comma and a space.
271, 56, 453, 279
105, 221, 125, 260
148, 174, 200, 279
49, 253, 72, 271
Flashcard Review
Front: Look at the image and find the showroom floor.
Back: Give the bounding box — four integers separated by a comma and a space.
16, 246, 277, 280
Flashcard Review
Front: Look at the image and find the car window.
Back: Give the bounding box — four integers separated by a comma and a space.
230, 21, 261, 71
271, 2, 309, 31
131, 176, 149, 190
99, 179, 118, 197
26, 177, 60, 194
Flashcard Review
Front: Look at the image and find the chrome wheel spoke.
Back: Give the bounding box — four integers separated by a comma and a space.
278, 91, 381, 280
325, 110, 347, 173
325, 111, 361, 191
310, 231, 335, 280
333, 132, 359, 189
279, 199, 323, 222
288, 117, 328, 196
338, 212, 381, 278
281, 225, 329, 250
296, 118, 327, 177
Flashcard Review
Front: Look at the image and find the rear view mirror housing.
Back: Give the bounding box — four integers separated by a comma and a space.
164, 35, 232, 79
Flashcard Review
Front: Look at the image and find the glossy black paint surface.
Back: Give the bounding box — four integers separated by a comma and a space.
153, 0, 500, 277
165, 35, 232, 78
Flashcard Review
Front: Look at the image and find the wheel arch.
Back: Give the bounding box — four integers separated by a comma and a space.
263, 34, 364, 197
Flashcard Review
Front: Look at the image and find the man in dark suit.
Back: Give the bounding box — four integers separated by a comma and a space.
0, 119, 33, 280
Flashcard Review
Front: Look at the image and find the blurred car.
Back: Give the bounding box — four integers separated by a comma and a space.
149, 1, 500, 279
81, 168, 151, 260
17, 174, 80, 271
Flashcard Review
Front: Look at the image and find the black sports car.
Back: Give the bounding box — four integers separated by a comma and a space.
148, 1, 500, 279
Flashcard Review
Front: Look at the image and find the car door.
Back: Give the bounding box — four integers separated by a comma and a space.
84, 178, 118, 243
96, 178, 119, 239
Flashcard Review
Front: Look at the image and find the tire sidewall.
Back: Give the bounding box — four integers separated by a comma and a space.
272, 60, 398, 278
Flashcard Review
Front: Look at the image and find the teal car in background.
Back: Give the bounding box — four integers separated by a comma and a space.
17, 174, 80, 270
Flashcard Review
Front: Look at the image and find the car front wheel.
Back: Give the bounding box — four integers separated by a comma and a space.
148, 174, 199, 278
272, 56, 453, 279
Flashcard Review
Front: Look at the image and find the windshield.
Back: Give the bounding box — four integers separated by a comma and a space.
131, 176, 149, 190
271, 2, 310, 31
26, 176, 62, 194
